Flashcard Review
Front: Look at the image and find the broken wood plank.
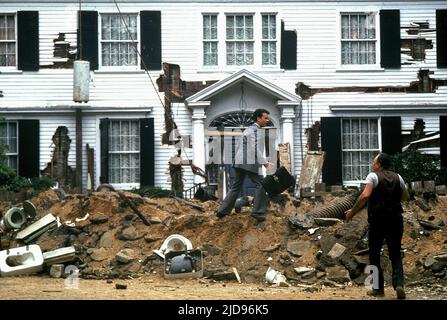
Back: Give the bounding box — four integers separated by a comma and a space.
173, 197, 205, 212
117, 191, 151, 226
232, 267, 242, 284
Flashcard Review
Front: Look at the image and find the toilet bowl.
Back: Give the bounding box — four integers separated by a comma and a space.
160, 234, 193, 254
0, 245, 44, 277
1, 207, 27, 231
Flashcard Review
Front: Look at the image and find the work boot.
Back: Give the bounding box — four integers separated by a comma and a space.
367, 288, 384, 297
216, 211, 228, 219
396, 286, 406, 300
251, 213, 266, 222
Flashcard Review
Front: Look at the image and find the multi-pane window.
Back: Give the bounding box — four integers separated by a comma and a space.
0, 14, 16, 67
203, 15, 218, 66
342, 119, 380, 182
101, 14, 138, 67
0, 122, 18, 173
109, 120, 140, 184
226, 15, 254, 65
341, 13, 377, 65
262, 14, 277, 65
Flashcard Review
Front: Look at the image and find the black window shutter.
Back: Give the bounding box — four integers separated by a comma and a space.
441, 116, 447, 169
380, 10, 401, 69
381, 117, 402, 155
140, 118, 155, 186
436, 10, 447, 68
140, 11, 161, 70
280, 21, 297, 70
18, 120, 39, 178
17, 11, 39, 71
78, 11, 98, 70
99, 118, 109, 184
321, 117, 342, 185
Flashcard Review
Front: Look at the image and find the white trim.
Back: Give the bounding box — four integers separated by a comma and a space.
336, 9, 381, 71
198, 10, 281, 71
330, 104, 447, 111
98, 12, 141, 71
0, 12, 17, 71
186, 69, 301, 103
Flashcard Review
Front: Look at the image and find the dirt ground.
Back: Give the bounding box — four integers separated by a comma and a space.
0, 276, 446, 300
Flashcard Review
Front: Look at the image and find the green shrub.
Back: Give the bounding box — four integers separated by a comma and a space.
391, 149, 446, 184
132, 186, 174, 198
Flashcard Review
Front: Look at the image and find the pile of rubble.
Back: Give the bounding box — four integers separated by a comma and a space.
0, 187, 446, 288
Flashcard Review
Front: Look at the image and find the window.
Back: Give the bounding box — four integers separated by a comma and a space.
0, 122, 18, 172
226, 15, 254, 65
203, 15, 218, 66
262, 14, 277, 65
341, 13, 377, 65
0, 14, 16, 67
342, 119, 379, 182
109, 120, 140, 184
100, 14, 138, 67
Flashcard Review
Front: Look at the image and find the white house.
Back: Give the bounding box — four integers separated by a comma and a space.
1, 0, 447, 195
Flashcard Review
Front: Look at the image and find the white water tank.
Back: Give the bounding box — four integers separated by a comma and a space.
73, 60, 90, 102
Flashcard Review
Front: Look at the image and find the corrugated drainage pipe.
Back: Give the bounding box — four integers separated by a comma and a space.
307, 191, 361, 219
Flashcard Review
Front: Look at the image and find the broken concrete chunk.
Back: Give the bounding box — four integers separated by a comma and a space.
314, 218, 341, 227
90, 214, 109, 224
424, 256, 436, 268
327, 243, 347, 260
434, 254, 447, 262
294, 267, 314, 275
326, 266, 351, 283
288, 214, 314, 229
115, 283, 127, 290
98, 231, 114, 248
149, 217, 162, 224
301, 270, 316, 279
119, 226, 144, 241
286, 240, 312, 257
116, 249, 135, 264
260, 243, 281, 252
49, 264, 64, 278
418, 220, 441, 230
88, 248, 108, 262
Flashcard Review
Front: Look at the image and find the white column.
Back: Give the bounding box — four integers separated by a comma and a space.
191, 104, 207, 184
277, 101, 297, 174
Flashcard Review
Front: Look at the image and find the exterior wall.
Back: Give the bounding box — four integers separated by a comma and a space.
1, 1, 447, 188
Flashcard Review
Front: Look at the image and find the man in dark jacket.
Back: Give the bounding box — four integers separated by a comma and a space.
216, 109, 272, 222
345, 152, 409, 299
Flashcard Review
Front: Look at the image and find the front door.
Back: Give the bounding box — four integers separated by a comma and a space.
207, 112, 274, 198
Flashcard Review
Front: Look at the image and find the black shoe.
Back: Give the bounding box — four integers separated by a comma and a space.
396, 286, 406, 300
251, 213, 266, 222
367, 289, 385, 297
216, 211, 228, 219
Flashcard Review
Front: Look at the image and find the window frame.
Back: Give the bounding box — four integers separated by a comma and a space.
108, 119, 141, 189
261, 13, 278, 66
341, 117, 382, 186
199, 11, 280, 71
98, 12, 140, 71
0, 121, 18, 173
202, 13, 219, 67
0, 13, 17, 70
337, 10, 382, 71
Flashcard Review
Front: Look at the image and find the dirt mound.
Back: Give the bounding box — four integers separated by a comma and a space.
1, 189, 446, 286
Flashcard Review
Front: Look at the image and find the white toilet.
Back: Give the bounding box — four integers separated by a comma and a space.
0, 245, 44, 277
